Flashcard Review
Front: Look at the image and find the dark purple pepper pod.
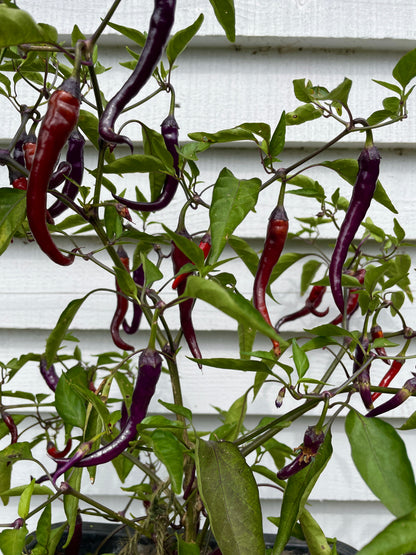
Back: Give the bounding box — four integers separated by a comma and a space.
329, 144, 380, 313
52, 348, 162, 468
40, 358, 60, 391
122, 264, 144, 334
276, 426, 325, 480
99, 0, 176, 149
275, 387, 286, 409
112, 114, 180, 211
48, 128, 85, 218
51, 441, 93, 483
353, 336, 373, 410
366, 374, 416, 418
1, 411, 18, 444
48, 161, 72, 190
65, 513, 82, 555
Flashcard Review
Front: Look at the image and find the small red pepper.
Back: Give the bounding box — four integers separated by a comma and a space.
370, 325, 390, 365
47, 438, 72, 458
172, 232, 211, 290
12, 176, 28, 190
371, 359, 404, 402
110, 246, 135, 352
26, 76, 80, 266
275, 285, 328, 331
253, 204, 289, 356
23, 136, 37, 172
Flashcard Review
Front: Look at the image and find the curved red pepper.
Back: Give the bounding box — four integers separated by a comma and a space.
110, 246, 135, 351
172, 232, 211, 290
253, 204, 289, 356
275, 285, 328, 332
371, 359, 404, 402
26, 77, 80, 266
47, 438, 72, 458
370, 325, 390, 365
329, 144, 380, 313
330, 269, 366, 325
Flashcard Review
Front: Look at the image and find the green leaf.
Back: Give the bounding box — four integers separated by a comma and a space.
196, 439, 265, 555
55, 370, 87, 429
151, 430, 185, 494
63, 468, 82, 548
104, 205, 123, 240
209, 171, 260, 263
0, 526, 28, 555
78, 110, 114, 163
0, 188, 26, 255
239, 122, 271, 143
299, 509, 332, 555
33, 504, 51, 552
103, 154, 167, 174
286, 104, 322, 126
367, 109, 393, 126
0, 6, 56, 47
164, 226, 205, 267
393, 218, 405, 242
300, 260, 321, 295
0, 442, 32, 464
177, 536, 201, 554
189, 357, 272, 374
392, 48, 416, 88
140, 253, 163, 286
269, 253, 309, 284
345, 409, 416, 517
291, 339, 309, 379
18, 478, 35, 519
228, 235, 259, 277
272, 432, 333, 554
158, 400, 193, 422
167, 14, 204, 65
293, 79, 314, 103
320, 159, 397, 213
269, 111, 286, 159
208, 0, 235, 42
357, 507, 416, 555
372, 79, 402, 94
0, 460, 11, 505
107, 21, 146, 46
238, 321, 257, 360
188, 126, 255, 144
184, 276, 280, 343
324, 77, 353, 106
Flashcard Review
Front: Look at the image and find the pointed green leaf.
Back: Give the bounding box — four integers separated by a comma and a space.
63, 467, 82, 548
345, 409, 416, 517
184, 276, 280, 342
269, 253, 309, 284
190, 357, 272, 373
0, 526, 28, 555
228, 235, 259, 276
286, 104, 322, 125
55, 370, 87, 429
300, 260, 321, 295
107, 21, 146, 46
18, 478, 36, 519
196, 439, 265, 555
357, 507, 416, 555
188, 127, 255, 144
292, 339, 309, 379
167, 14, 204, 65
151, 430, 185, 494
0, 188, 26, 255
0, 5, 56, 47
324, 77, 353, 106
164, 226, 205, 267
208, 0, 235, 42
269, 111, 286, 158
209, 171, 260, 263
372, 79, 402, 94
392, 48, 416, 88
239, 122, 271, 143
293, 79, 314, 103
272, 432, 332, 555
33, 504, 51, 552
0, 460, 12, 505
103, 154, 167, 174
299, 509, 332, 555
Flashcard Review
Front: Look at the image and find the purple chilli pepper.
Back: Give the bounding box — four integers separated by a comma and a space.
98, 0, 176, 150
48, 161, 72, 190
353, 336, 373, 410
112, 114, 180, 211
48, 128, 85, 218
50, 349, 162, 468
65, 513, 83, 555
277, 426, 325, 480
123, 264, 145, 334
40, 358, 60, 392
366, 374, 416, 418
329, 140, 380, 314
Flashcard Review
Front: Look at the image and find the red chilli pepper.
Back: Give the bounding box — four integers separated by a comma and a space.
330, 269, 366, 325
329, 141, 380, 314
172, 228, 203, 367
277, 426, 325, 480
172, 232, 211, 290
253, 204, 289, 356
1, 411, 18, 444
47, 438, 72, 458
371, 359, 404, 402
370, 325, 390, 365
110, 247, 135, 352
275, 285, 328, 332
23, 134, 37, 172
26, 77, 80, 266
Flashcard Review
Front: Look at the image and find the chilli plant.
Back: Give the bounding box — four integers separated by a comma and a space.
0, 1, 416, 554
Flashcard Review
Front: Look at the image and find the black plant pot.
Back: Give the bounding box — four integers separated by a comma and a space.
26, 522, 357, 554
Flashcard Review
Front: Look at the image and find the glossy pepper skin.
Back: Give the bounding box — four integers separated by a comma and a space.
99, 0, 176, 149
26, 77, 80, 266
39, 358, 59, 392
172, 232, 211, 290
9, 132, 28, 190
371, 359, 404, 402
329, 145, 380, 313
47, 438, 72, 458
113, 115, 180, 211
253, 204, 289, 355
111, 246, 135, 351
353, 336, 373, 410
366, 375, 416, 418
1, 411, 18, 444
48, 128, 85, 218
51, 349, 162, 468
172, 230, 203, 367
275, 285, 328, 332
330, 268, 365, 325
122, 264, 144, 335
277, 426, 325, 480
370, 324, 390, 365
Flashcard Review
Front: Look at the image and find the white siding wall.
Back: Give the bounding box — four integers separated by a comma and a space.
1, 1, 416, 550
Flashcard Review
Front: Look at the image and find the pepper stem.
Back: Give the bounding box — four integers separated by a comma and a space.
365, 128, 375, 148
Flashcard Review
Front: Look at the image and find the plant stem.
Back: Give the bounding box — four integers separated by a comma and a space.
89, 0, 123, 46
